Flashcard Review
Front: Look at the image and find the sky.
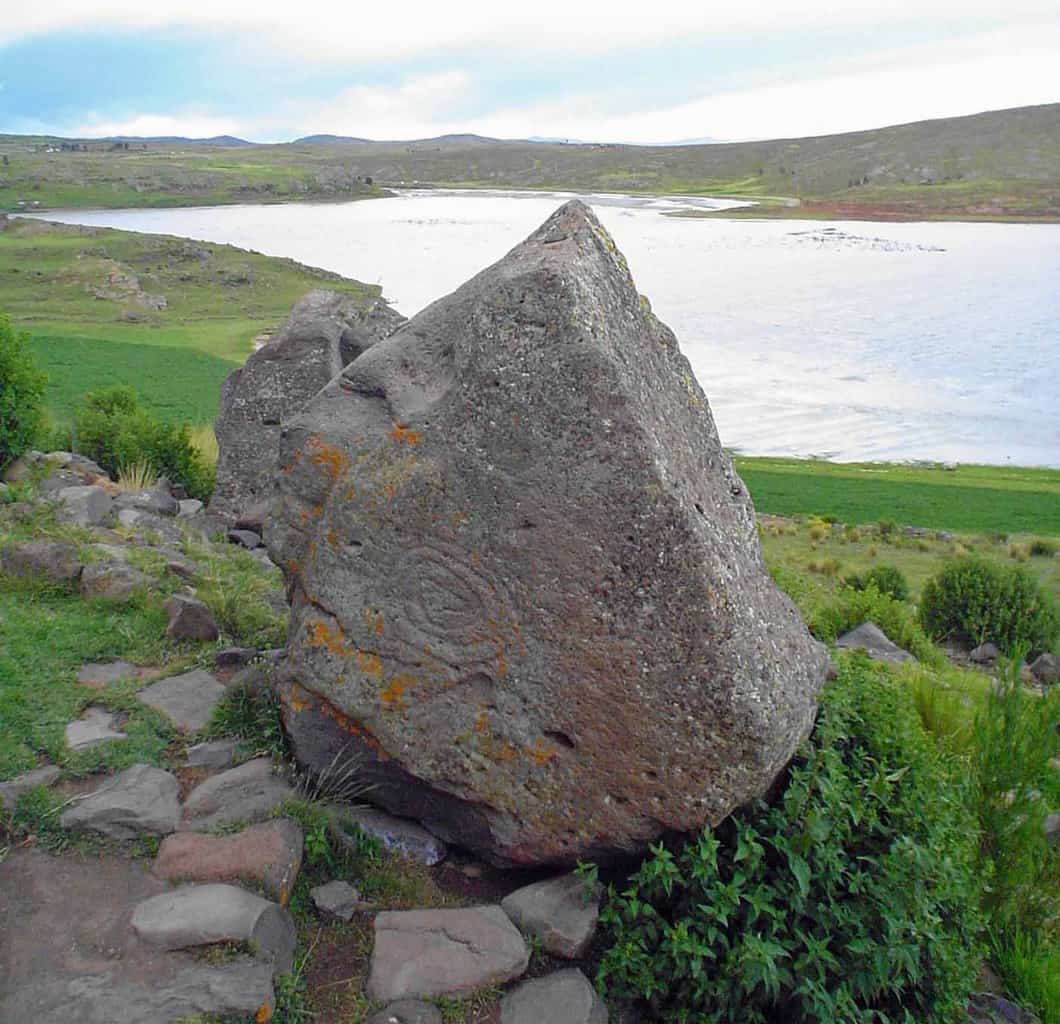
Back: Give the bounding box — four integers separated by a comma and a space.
1, 1, 1058, 144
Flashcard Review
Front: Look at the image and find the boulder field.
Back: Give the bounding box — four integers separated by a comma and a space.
266, 200, 830, 867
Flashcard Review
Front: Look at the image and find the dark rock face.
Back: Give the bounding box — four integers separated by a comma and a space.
209, 289, 405, 524
267, 201, 829, 867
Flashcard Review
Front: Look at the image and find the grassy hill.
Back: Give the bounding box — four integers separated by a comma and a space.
2, 103, 1058, 221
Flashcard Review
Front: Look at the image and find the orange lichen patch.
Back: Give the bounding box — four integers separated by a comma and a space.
306, 618, 351, 657
343, 485, 358, 501
380, 674, 414, 711
281, 450, 303, 475
390, 422, 422, 446
298, 503, 324, 525
354, 649, 384, 678
308, 437, 351, 482
257, 1002, 272, 1023
474, 710, 490, 734
287, 685, 311, 713
382, 485, 398, 500
528, 737, 559, 766
362, 608, 385, 636
496, 648, 509, 679
325, 529, 340, 548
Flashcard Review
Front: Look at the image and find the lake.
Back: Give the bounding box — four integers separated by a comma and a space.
34, 189, 1060, 467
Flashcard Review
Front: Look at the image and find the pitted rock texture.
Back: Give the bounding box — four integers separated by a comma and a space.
267, 200, 829, 867
210, 288, 405, 524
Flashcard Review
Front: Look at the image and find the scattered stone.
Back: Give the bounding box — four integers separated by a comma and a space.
76, 660, 139, 688
967, 992, 1040, 1024
114, 480, 179, 516
228, 528, 263, 549
269, 201, 829, 867
1045, 812, 1059, 847
184, 738, 239, 770
178, 498, 204, 517
215, 646, 259, 668
38, 468, 90, 495
836, 622, 915, 664
500, 969, 608, 1024
90, 542, 130, 562
0, 481, 8, 498
310, 879, 364, 921
501, 872, 600, 959
56, 485, 113, 526
367, 1001, 444, 1024
60, 763, 180, 838
138, 668, 226, 733
1029, 652, 1059, 685
153, 819, 303, 904
2, 450, 43, 483
80, 561, 151, 602
334, 807, 448, 866
131, 883, 296, 972
166, 559, 197, 581
182, 758, 295, 831
64, 706, 128, 751
210, 288, 404, 523
367, 906, 529, 1001
0, 539, 82, 584
936, 530, 954, 541
118, 508, 187, 544
235, 501, 270, 533
0, 765, 62, 812
970, 643, 1000, 664
165, 594, 219, 642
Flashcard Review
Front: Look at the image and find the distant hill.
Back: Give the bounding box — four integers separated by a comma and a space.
102, 135, 258, 146
293, 134, 371, 145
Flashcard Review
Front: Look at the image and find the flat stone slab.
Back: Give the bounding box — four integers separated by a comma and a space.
80, 562, 151, 603
153, 819, 303, 904
164, 594, 219, 642
500, 969, 608, 1024
65, 706, 127, 751
132, 883, 296, 972
367, 1000, 444, 1024
367, 906, 529, 1002
76, 661, 139, 689
310, 879, 364, 921
501, 872, 600, 959
0, 765, 62, 812
835, 622, 915, 664
183, 738, 238, 770
0, 539, 82, 583
60, 764, 181, 839
57, 485, 113, 526
182, 757, 295, 831
337, 806, 447, 866
138, 669, 226, 734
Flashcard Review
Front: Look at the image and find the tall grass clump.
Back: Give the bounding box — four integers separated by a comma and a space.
0, 312, 46, 469
595, 658, 984, 1023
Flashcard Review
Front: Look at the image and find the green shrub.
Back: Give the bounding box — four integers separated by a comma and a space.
71, 385, 214, 500
844, 564, 910, 601
0, 314, 46, 469
1029, 538, 1058, 558
595, 660, 984, 1023
919, 557, 1058, 656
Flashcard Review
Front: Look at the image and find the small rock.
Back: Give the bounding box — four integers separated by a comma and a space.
367, 1001, 444, 1024
76, 660, 139, 688
966, 992, 1040, 1024
184, 738, 239, 770
178, 498, 204, 518
367, 906, 529, 1001
235, 501, 270, 533
310, 879, 363, 921
166, 559, 197, 581
138, 668, 226, 733
215, 646, 259, 669
183, 757, 295, 831
115, 480, 179, 516
0, 539, 82, 584
60, 763, 180, 838
1029, 653, 1059, 685
500, 969, 608, 1024
165, 594, 219, 642
153, 819, 303, 904
1045, 813, 1059, 847
64, 706, 127, 750
228, 529, 263, 549
131, 883, 296, 972
501, 872, 600, 959
460, 863, 483, 879
936, 531, 954, 541
334, 806, 447, 866
80, 561, 151, 602
971, 643, 1000, 664
0, 765, 62, 812
2, 450, 43, 483
835, 622, 915, 664
56, 485, 112, 526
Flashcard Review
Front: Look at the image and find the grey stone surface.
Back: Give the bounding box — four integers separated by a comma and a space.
967, 992, 1040, 1024
0, 539, 82, 583
184, 738, 239, 770
971, 642, 1000, 664
215, 645, 259, 668
500, 969, 608, 1024
228, 528, 263, 549
335, 806, 448, 866
367, 905, 529, 1001
80, 561, 151, 602
0, 765, 62, 811
138, 669, 226, 733
501, 872, 600, 959
1046, 812, 1059, 847
60, 763, 180, 838
114, 481, 179, 516
57, 485, 113, 526
835, 622, 915, 664
210, 288, 405, 524
77, 660, 139, 688
267, 200, 829, 867
178, 498, 204, 518
1029, 652, 1059, 685
165, 594, 219, 642
166, 559, 197, 581
131, 883, 296, 972
367, 1000, 444, 1024
65, 706, 128, 750
310, 879, 362, 921
182, 757, 295, 830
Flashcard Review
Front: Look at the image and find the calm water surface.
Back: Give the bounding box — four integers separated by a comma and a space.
36, 190, 1060, 467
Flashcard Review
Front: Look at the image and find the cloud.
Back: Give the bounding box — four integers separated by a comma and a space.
73, 112, 244, 139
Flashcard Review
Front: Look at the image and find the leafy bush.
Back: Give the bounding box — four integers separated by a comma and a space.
844, 564, 910, 601
919, 556, 1058, 656
1029, 538, 1058, 558
0, 314, 46, 469
71, 385, 214, 500
595, 660, 984, 1023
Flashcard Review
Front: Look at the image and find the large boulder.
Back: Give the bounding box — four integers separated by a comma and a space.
267, 201, 829, 867
209, 288, 405, 524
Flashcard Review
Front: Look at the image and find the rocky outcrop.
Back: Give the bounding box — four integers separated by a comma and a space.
267, 201, 829, 867
209, 289, 405, 524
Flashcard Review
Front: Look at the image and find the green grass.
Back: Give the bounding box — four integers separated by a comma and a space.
738, 457, 1060, 536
